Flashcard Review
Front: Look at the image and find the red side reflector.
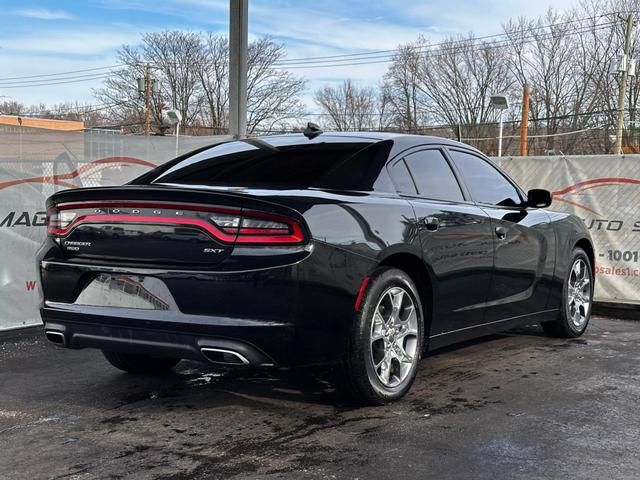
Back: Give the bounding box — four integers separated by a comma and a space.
354, 277, 370, 312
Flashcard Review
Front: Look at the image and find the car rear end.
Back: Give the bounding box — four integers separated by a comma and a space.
38, 135, 389, 368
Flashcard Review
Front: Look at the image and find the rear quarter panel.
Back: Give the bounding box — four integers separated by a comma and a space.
546, 211, 595, 309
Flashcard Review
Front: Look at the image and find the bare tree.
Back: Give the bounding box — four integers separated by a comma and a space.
142, 31, 204, 126
0, 100, 27, 115
196, 33, 229, 132
418, 36, 516, 129
383, 39, 431, 131
96, 31, 306, 135
314, 79, 382, 131
245, 37, 307, 134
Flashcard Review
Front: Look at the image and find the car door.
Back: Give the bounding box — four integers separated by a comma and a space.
387, 147, 494, 336
447, 148, 554, 323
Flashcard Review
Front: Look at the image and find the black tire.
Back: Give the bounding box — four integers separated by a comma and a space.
541, 247, 593, 338
342, 267, 424, 405
102, 350, 180, 375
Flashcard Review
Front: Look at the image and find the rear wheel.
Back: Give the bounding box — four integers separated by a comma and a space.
541, 247, 593, 338
102, 351, 180, 375
342, 267, 424, 405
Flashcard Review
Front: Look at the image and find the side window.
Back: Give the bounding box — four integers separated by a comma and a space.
388, 159, 417, 195
449, 150, 522, 207
403, 150, 464, 202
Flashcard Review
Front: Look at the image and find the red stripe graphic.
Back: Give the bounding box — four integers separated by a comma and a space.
0, 157, 155, 191
551, 177, 640, 216
553, 177, 640, 195
552, 197, 601, 216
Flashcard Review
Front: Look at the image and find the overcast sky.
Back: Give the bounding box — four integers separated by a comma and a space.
1, 0, 578, 108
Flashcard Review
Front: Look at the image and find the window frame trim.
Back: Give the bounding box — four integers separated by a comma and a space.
445, 146, 527, 209
386, 145, 473, 204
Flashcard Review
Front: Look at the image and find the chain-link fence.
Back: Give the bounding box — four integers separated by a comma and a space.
0, 126, 639, 331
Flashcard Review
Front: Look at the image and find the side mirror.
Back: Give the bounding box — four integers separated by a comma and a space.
527, 189, 552, 208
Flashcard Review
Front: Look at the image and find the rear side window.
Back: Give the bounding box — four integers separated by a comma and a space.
388, 159, 417, 195
403, 150, 464, 202
448, 150, 522, 207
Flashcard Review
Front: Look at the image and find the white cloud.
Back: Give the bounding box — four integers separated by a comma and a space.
12, 8, 74, 21
0, 54, 118, 105
0, 27, 141, 55
1, 0, 585, 108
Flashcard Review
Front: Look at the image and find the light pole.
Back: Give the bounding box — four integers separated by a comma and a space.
166, 109, 182, 157
490, 94, 509, 157
612, 14, 635, 155
229, 0, 248, 139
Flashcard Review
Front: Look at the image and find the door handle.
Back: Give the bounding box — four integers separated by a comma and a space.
495, 226, 507, 240
421, 216, 440, 232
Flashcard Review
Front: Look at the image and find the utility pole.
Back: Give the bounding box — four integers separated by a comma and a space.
229, 0, 248, 139
615, 14, 634, 155
520, 82, 530, 156
143, 63, 152, 136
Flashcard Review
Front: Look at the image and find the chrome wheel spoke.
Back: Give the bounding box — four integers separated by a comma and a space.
378, 355, 392, 384
389, 289, 404, 322
371, 311, 386, 342
393, 338, 414, 363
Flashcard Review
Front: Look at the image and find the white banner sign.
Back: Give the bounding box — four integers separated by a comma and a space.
0, 139, 637, 330
497, 155, 640, 305
0, 132, 225, 330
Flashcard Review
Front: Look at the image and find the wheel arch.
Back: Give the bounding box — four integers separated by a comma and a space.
575, 237, 595, 275
378, 252, 434, 341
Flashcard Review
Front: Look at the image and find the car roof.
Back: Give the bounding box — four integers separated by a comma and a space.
255, 131, 481, 152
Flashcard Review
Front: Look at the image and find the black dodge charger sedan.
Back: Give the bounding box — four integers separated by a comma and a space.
38, 132, 594, 404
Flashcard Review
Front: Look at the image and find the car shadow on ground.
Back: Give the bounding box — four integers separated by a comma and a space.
87, 322, 562, 411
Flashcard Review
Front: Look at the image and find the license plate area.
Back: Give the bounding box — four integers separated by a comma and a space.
74, 274, 179, 311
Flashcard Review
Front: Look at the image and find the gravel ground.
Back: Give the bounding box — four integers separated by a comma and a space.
0, 317, 639, 480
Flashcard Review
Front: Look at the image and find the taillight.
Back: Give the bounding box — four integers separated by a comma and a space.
46, 207, 75, 236
236, 210, 304, 244
46, 202, 305, 245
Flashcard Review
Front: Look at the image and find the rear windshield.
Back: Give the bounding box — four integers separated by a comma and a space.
142, 137, 393, 191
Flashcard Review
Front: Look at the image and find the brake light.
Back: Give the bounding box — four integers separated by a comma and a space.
46, 207, 75, 236
46, 202, 305, 245
209, 210, 303, 243
236, 210, 304, 244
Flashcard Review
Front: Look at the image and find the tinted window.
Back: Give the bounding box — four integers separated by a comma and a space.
313, 140, 394, 192
404, 150, 464, 202
388, 159, 417, 195
449, 150, 522, 206
146, 137, 389, 190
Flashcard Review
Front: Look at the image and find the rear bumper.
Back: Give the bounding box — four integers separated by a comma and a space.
38, 242, 376, 367
42, 309, 278, 367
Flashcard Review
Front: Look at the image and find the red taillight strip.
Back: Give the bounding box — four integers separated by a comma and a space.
52, 201, 242, 215
49, 214, 239, 242
48, 202, 306, 245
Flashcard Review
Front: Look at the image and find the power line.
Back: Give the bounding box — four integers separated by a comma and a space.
0, 64, 125, 82
273, 21, 618, 69
0, 73, 116, 89
274, 15, 619, 66
0, 11, 625, 84
0, 70, 126, 87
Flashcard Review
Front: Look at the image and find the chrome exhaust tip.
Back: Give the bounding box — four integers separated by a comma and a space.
45, 330, 66, 345
200, 347, 250, 366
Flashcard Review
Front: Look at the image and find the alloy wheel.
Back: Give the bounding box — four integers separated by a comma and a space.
370, 286, 419, 388
567, 258, 592, 329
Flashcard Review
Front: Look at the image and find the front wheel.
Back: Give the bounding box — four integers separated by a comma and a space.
102, 350, 180, 375
342, 267, 424, 405
541, 247, 593, 338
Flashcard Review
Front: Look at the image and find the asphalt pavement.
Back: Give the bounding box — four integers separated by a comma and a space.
0, 317, 639, 480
